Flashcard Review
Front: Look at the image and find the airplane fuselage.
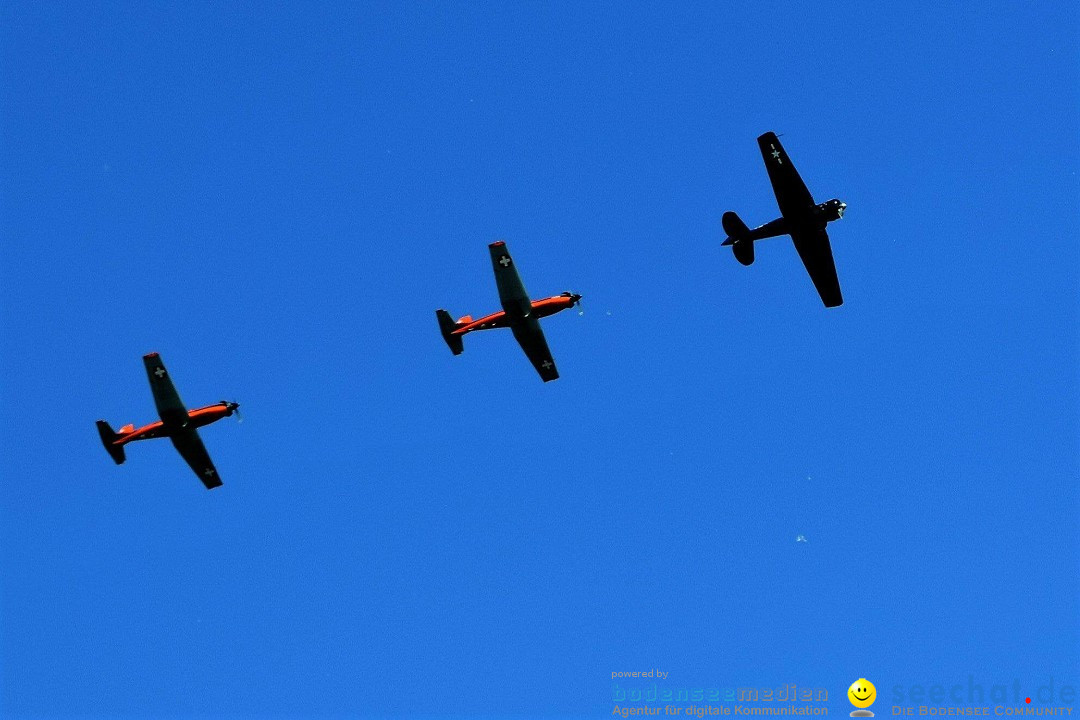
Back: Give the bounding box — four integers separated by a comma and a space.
745, 198, 846, 242
453, 293, 579, 335
110, 403, 236, 446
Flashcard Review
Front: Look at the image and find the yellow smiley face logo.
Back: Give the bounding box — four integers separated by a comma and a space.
848, 679, 876, 708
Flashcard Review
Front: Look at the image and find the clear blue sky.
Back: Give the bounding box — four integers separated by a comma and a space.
2, 2, 1078, 718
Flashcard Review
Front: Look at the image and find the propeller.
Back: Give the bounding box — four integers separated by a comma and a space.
220, 400, 242, 423
562, 291, 584, 315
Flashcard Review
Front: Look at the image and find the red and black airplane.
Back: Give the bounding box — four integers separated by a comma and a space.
436, 241, 581, 382
96, 352, 239, 489
722, 132, 847, 307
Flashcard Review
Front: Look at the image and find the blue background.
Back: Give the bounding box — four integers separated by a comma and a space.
2, 2, 1077, 718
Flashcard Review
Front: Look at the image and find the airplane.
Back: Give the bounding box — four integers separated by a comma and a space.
95, 352, 239, 489
436, 241, 581, 382
722, 131, 847, 307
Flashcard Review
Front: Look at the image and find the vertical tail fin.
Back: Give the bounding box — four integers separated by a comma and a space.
435, 309, 465, 355
96, 421, 126, 465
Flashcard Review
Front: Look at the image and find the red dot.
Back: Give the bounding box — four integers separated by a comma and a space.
1026, 699, 1031, 704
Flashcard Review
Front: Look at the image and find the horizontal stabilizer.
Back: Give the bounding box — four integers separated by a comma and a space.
733, 239, 755, 266
96, 420, 126, 465
722, 211, 755, 265
435, 309, 464, 355
722, 211, 749, 240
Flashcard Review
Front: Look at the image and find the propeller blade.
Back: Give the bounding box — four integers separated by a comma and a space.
221, 400, 242, 423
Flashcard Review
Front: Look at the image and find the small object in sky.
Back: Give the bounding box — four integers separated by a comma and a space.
95, 352, 240, 490
435, 241, 582, 383
721, 131, 848, 308
796, 534, 808, 543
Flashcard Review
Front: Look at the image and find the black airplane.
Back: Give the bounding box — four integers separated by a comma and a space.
722, 132, 847, 307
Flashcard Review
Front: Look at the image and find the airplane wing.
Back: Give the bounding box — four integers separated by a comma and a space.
511, 317, 559, 382
143, 352, 189, 427
791, 227, 844, 308
758, 132, 816, 218
170, 429, 223, 489
489, 241, 533, 319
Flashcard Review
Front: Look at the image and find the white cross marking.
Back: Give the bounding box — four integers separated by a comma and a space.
204, 468, 216, 477
541, 360, 553, 369
499, 256, 511, 267
154, 367, 166, 378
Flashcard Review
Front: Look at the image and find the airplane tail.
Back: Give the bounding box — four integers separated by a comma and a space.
96, 420, 126, 465
435, 309, 465, 355
721, 211, 755, 266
